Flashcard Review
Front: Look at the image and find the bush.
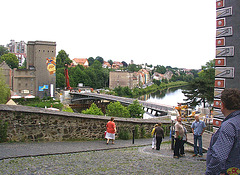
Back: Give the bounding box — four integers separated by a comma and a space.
134, 125, 140, 139
118, 127, 130, 140
140, 126, 146, 138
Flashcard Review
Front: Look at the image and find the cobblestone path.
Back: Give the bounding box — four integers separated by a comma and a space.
0, 142, 206, 175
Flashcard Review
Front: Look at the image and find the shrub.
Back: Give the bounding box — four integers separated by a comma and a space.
134, 125, 140, 139
118, 127, 130, 140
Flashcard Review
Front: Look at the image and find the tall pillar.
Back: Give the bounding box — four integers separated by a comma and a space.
213, 0, 240, 130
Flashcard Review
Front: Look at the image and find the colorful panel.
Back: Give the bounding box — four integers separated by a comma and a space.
39, 85, 49, 92
216, 7, 232, 18
216, 38, 225, 47
214, 88, 224, 98
213, 118, 222, 127
216, 18, 226, 28
215, 58, 226, 66
46, 57, 56, 75
216, 0, 224, 9
215, 67, 234, 78
216, 46, 234, 57
213, 109, 223, 116
216, 27, 232, 37
213, 99, 222, 108
215, 78, 225, 88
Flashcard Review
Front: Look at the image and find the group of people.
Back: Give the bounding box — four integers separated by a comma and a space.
173, 114, 205, 159
104, 88, 240, 174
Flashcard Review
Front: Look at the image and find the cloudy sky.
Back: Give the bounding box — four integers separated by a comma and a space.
1, 0, 216, 69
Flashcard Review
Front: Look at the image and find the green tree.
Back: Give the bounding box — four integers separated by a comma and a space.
0, 46, 9, 57
56, 71, 65, 88
95, 56, 104, 64
0, 53, 19, 69
128, 100, 145, 118
108, 59, 113, 66
183, 60, 215, 107
127, 64, 142, 72
0, 69, 10, 104
106, 101, 130, 118
56, 50, 72, 68
88, 57, 95, 66
82, 103, 104, 115
155, 65, 166, 74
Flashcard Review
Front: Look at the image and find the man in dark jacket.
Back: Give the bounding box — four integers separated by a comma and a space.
154, 123, 164, 150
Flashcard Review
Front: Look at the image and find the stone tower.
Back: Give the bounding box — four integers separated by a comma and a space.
27, 41, 56, 98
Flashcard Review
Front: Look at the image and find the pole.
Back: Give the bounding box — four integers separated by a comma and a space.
171, 120, 174, 150
132, 129, 135, 144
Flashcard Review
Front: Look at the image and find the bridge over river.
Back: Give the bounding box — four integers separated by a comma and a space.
70, 92, 175, 116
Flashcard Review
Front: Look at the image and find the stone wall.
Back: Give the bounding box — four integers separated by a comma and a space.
0, 105, 171, 142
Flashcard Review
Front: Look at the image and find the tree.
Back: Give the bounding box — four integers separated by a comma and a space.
122, 61, 128, 67
127, 64, 142, 72
128, 100, 145, 118
95, 56, 104, 64
155, 65, 166, 74
56, 50, 72, 68
82, 103, 104, 115
108, 59, 113, 66
0, 46, 9, 57
0, 53, 19, 69
106, 101, 130, 118
88, 57, 95, 66
183, 60, 215, 107
0, 69, 10, 104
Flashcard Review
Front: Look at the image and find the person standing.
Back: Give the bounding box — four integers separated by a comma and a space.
191, 114, 206, 157
173, 116, 184, 158
206, 89, 240, 174
154, 123, 164, 150
151, 124, 158, 149
105, 117, 116, 144
180, 125, 187, 156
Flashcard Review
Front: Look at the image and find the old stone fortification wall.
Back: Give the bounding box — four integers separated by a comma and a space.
0, 105, 171, 142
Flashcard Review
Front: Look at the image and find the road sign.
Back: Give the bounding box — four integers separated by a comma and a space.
216, 18, 226, 28
214, 88, 224, 98
215, 78, 225, 88
216, 38, 225, 46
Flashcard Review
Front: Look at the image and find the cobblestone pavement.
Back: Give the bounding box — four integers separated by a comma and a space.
0, 141, 206, 175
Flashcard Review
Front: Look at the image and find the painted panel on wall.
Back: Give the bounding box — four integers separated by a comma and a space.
46, 57, 56, 75
216, 38, 225, 46
215, 78, 225, 88
215, 67, 234, 78
216, 18, 226, 28
216, 0, 224, 9
214, 88, 224, 98
215, 58, 226, 66
216, 7, 232, 18
216, 46, 234, 57
216, 27, 232, 37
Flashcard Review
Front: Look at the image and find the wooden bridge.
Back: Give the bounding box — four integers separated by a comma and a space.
70, 92, 175, 116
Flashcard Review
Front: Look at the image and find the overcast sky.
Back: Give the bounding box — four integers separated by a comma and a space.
1, 0, 216, 69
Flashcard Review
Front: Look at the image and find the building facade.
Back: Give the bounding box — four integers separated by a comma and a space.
13, 41, 56, 98
109, 71, 139, 89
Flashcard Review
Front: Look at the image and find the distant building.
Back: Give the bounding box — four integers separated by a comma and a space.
0, 61, 12, 89
72, 58, 89, 67
109, 71, 139, 89
102, 61, 111, 69
112, 61, 123, 69
138, 69, 150, 85
153, 71, 173, 81
12, 41, 56, 98
6, 40, 27, 66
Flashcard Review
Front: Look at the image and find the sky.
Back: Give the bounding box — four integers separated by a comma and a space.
1, 0, 216, 69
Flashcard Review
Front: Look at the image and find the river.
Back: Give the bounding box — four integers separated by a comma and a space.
140, 87, 187, 119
